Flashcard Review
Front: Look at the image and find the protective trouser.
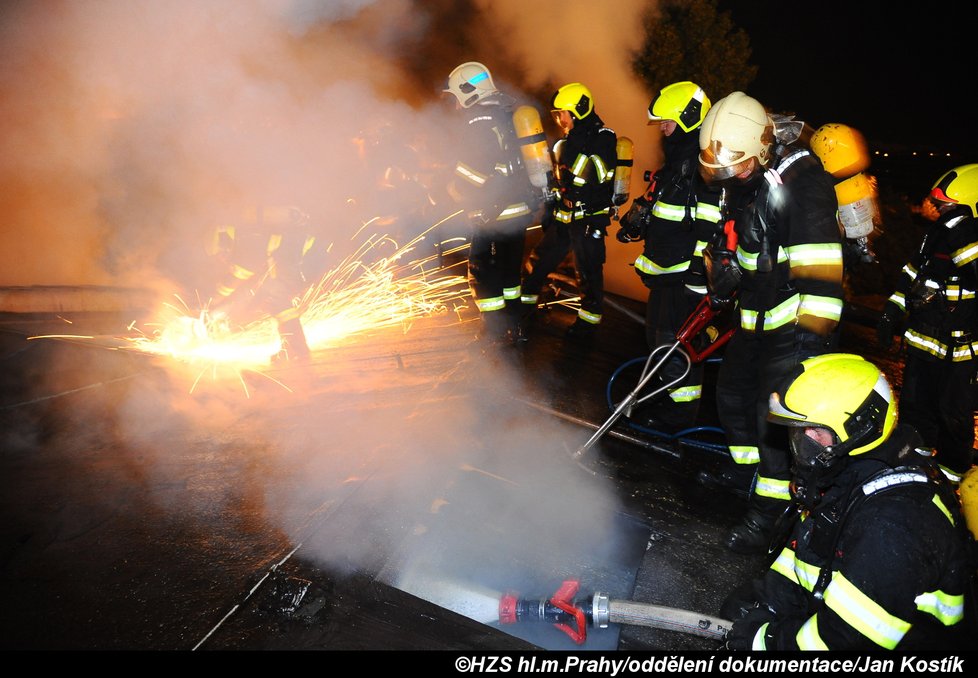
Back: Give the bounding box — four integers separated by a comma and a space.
715, 328, 819, 517
522, 221, 605, 324
642, 285, 704, 429
468, 218, 530, 333
899, 352, 976, 478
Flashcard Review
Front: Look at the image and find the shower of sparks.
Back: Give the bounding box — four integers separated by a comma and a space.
33, 213, 473, 393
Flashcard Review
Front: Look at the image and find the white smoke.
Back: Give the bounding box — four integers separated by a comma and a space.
1, 0, 664, 648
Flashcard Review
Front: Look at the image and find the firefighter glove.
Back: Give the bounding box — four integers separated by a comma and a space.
616, 227, 640, 244
724, 603, 776, 651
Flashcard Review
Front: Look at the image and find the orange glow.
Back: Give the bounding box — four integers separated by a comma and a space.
35, 213, 471, 394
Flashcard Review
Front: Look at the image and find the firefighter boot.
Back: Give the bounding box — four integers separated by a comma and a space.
515, 305, 536, 344
725, 505, 779, 555
565, 318, 597, 344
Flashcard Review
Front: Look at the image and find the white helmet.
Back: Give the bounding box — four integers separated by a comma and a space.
698, 91, 774, 184
444, 61, 498, 108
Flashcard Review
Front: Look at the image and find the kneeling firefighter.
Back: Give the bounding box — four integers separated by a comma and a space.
209, 205, 316, 363
723, 353, 974, 651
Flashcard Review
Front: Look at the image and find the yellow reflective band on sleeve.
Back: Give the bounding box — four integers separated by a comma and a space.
888, 291, 907, 311
944, 284, 976, 301
275, 306, 302, 323
476, 296, 507, 312
952, 241, 978, 265
503, 286, 521, 300
695, 202, 722, 223
570, 153, 588, 177
555, 209, 573, 223
740, 294, 801, 331
590, 155, 612, 182
521, 293, 539, 305
497, 203, 532, 219
751, 622, 770, 650
737, 245, 788, 272
728, 446, 759, 464
577, 309, 602, 324
693, 240, 707, 256
232, 264, 256, 281
914, 589, 965, 626
634, 255, 691, 276
669, 384, 701, 403
823, 571, 911, 649
796, 615, 829, 650
755, 475, 791, 501
771, 547, 822, 592
785, 242, 844, 267
456, 162, 488, 186
905, 329, 948, 359
933, 494, 955, 525
798, 294, 844, 321
686, 283, 707, 295
651, 201, 687, 222
267, 233, 282, 255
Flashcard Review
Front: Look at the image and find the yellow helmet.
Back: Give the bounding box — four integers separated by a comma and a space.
444, 61, 498, 108
648, 81, 711, 133
698, 91, 774, 184
810, 123, 870, 179
930, 164, 978, 218
552, 82, 594, 120
768, 353, 896, 459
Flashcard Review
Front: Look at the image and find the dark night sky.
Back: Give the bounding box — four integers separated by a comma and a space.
717, 1, 977, 160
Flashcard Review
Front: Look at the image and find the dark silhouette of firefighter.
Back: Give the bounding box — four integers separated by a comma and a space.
722, 353, 972, 651
697, 92, 845, 554
442, 61, 542, 346
519, 82, 618, 343
208, 205, 317, 363
617, 81, 722, 431
877, 163, 978, 486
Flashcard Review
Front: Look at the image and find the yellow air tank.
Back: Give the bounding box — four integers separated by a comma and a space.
811, 123, 878, 241
613, 137, 633, 206
513, 105, 553, 189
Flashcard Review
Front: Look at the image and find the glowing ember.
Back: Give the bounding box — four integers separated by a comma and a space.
133, 217, 470, 368
34, 214, 472, 393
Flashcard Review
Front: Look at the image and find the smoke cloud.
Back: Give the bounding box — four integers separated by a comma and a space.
2, 0, 663, 646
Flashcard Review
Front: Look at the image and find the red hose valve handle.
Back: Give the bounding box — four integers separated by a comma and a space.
550, 579, 587, 644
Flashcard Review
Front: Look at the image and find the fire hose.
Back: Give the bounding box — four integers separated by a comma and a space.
571, 295, 735, 465
498, 579, 731, 645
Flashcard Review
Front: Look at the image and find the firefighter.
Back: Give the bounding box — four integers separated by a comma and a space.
722, 353, 972, 651
208, 205, 316, 363
442, 61, 539, 345
617, 81, 722, 430
520, 82, 618, 342
697, 92, 845, 554
877, 164, 978, 486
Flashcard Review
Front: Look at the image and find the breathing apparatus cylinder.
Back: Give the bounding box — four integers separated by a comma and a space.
810, 124, 879, 253
613, 136, 633, 206
513, 105, 553, 189
834, 172, 878, 240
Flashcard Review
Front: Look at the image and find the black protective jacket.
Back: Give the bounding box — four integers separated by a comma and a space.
626, 130, 722, 292
737, 424, 973, 650
723, 148, 844, 338
883, 210, 978, 362
553, 112, 617, 233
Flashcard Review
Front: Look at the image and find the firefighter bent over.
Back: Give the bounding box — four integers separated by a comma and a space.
209, 205, 315, 363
